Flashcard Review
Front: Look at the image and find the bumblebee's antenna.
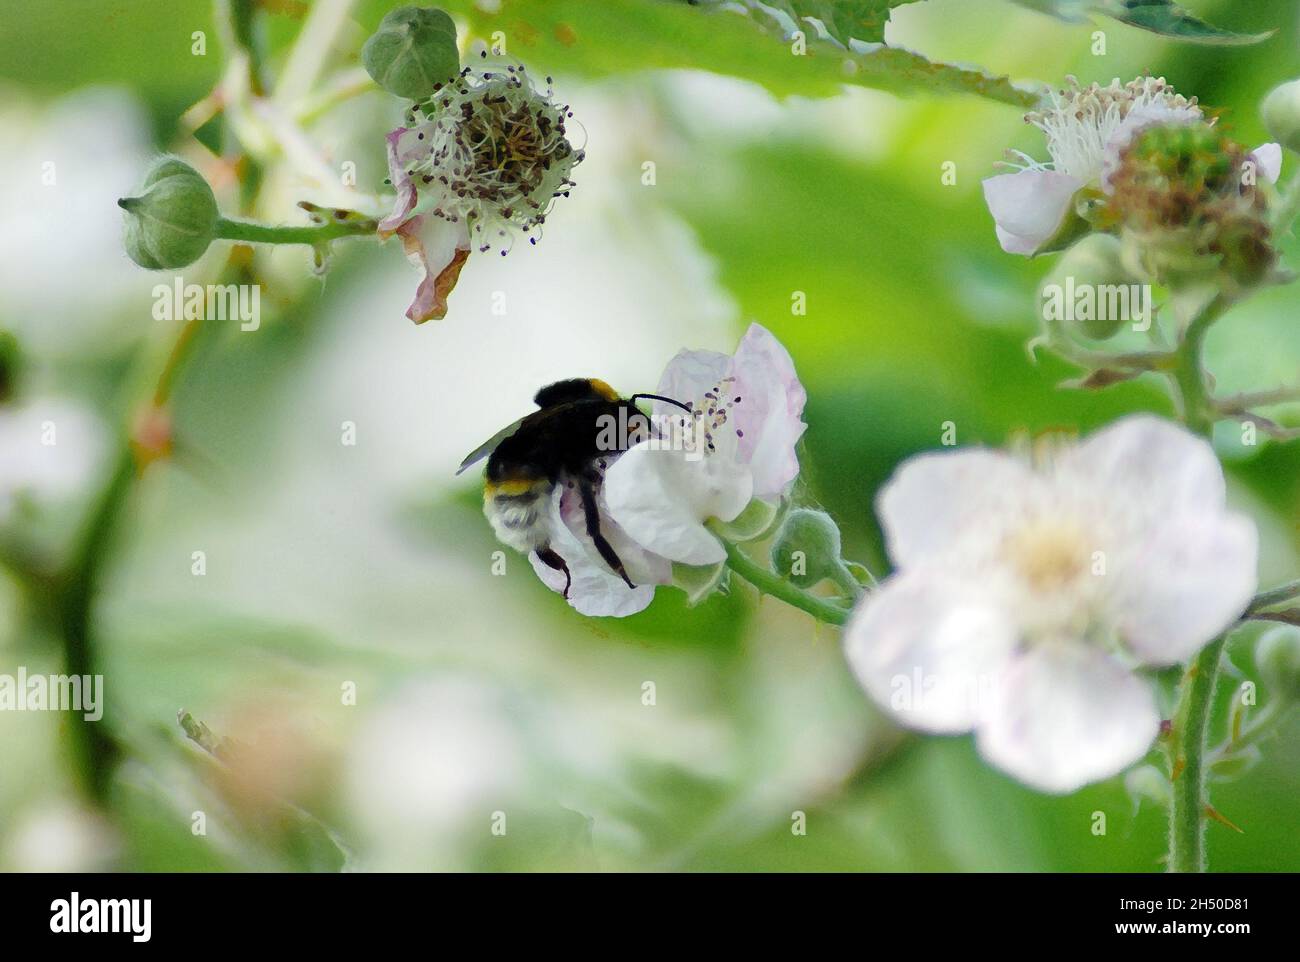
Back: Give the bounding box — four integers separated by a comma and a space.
630, 393, 693, 414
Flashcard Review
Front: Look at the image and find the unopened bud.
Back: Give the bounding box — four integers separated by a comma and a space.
118, 156, 218, 270
1041, 234, 1136, 340
1256, 625, 1300, 702
1261, 79, 1300, 155
770, 509, 845, 589
363, 6, 460, 101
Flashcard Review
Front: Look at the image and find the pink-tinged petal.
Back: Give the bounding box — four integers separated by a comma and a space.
976, 644, 1159, 794
1252, 142, 1282, 185
394, 214, 471, 323
604, 441, 751, 566
731, 323, 807, 499
654, 347, 733, 417
378, 127, 421, 234
982, 170, 1084, 256
876, 448, 1042, 569
1109, 514, 1257, 667
844, 570, 1018, 734
529, 486, 658, 617
1054, 414, 1227, 518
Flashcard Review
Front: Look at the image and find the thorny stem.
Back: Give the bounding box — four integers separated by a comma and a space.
721, 540, 852, 627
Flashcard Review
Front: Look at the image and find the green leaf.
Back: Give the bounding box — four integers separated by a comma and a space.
761, 1, 919, 45
1009, 0, 1273, 44
443, 0, 1038, 106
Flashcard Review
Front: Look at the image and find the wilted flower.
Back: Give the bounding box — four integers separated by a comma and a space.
983, 76, 1203, 255
843, 415, 1257, 793
603, 323, 807, 567
380, 61, 585, 322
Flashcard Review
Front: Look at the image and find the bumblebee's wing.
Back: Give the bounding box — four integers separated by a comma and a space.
456, 416, 528, 475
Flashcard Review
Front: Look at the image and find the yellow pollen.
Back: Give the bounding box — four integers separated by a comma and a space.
1005, 519, 1090, 593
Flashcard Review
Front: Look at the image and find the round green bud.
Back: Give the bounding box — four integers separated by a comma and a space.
363, 6, 460, 101
1261, 79, 1300, 155
770, 509, 845, 589
1040, 234, 1135, 340
1256, 626, 1300, 702
119, 156, 219, 270
0, 330, 20, 404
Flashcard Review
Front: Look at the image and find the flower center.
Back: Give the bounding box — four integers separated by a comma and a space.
1025, 75, 1200, 181
1004, 518, 1091, 594
684, 376, 742, 455
403, 65, 584, 254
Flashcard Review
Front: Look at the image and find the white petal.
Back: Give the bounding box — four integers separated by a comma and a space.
655, 347, 733, 415
1109, 513, 1257, 666
982, 170, 1083, 256
876, 448, 1041, 569
731, 323, 807, 499
603, 442, 751, 565
844, 570, 1019, 734
530, 486, 656, 618
976, 644, 1159, 794
1252, 142, 1282, 185
1055, 414, 1226, 517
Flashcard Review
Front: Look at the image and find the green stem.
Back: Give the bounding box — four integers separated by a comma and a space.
1165, 294, 1232, 873
1168, 296, 1226, 437
1247, 578, 1300, 614
722, 540, 851, 627
215, 215, 377, 247
1168, 636, 1225, 872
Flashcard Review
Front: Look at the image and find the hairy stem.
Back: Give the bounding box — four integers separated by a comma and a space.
215, 214, 378, 247
1165, 295, 1231, 873
722, 540, 851, 627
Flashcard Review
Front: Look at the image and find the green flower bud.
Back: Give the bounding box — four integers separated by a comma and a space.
1261, 79, 1300, 155
0, 330, 20, 404
1256, 626, 1300, 702
118, 156, 219, 270
770, 509, 846, 590
1040, 234, 1137, 340
363, 6, 460, 101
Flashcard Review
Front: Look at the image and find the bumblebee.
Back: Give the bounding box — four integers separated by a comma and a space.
458, 378, 688, 598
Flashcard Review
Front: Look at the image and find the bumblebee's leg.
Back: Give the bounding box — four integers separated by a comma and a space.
535, 546, 572, 600
578, 476, 637, 590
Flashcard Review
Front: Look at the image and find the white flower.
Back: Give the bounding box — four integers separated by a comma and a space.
603, 323, 807, 566
380, 63, 584, 322
983, 76, 1202, 255
530, 482, 671, 618
0, 399, 106, 522
843, 415, 1258, 794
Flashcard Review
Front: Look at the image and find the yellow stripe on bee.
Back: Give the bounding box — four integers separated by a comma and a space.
588, 378, 619, 401
485, 478, 543, 498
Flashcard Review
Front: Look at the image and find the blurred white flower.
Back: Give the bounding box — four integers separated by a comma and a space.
3, 800, 118, 872
0, 398, 107, 522
343, 678, 530, 870
604, 323, 807, 566
0, 87, 153, 356
844, 415, 1258, 793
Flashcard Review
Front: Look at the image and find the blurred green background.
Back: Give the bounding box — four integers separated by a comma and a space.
0, 0, 1296, 871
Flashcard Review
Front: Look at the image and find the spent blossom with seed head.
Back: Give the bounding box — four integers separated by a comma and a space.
603, 324, 807, 567
380, 57, 585, 323
983, 76, 1203, 255
843, 415, 1257, 794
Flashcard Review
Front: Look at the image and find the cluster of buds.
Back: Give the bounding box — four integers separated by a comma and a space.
1105, 122, 1278, 292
